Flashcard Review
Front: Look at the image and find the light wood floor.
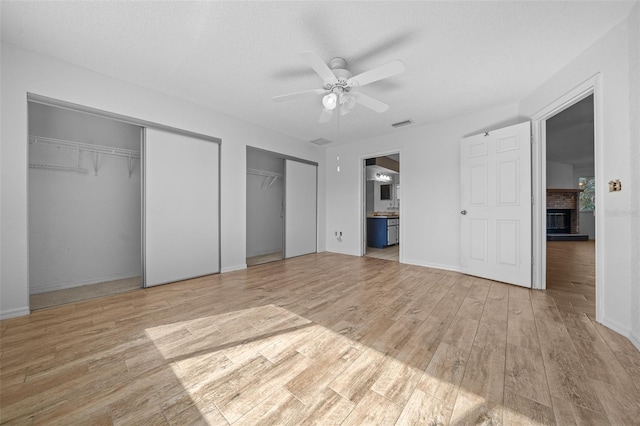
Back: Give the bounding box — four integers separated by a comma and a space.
365, 244, 399, 262
2, 249, 639, 425
30, 276, 142, 310
546, 240, 595, 317
247, 252, 283, 267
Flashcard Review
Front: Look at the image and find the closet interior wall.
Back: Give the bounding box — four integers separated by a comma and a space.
28, 102, 142, 294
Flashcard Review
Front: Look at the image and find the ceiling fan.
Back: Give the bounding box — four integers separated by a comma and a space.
273, 52, 405, 123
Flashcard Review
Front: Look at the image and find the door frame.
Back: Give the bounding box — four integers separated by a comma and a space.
530, 74, 603, 320
360, 149, 402, 259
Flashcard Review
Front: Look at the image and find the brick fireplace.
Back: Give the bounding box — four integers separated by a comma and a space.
546, 189, 582, 234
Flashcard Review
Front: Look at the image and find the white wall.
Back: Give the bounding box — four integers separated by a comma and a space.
546, 161, 574, 188
365, 181, 374, 213
519, 10, 638, 344
325, 104, 521, 268
28, 103, 141, 293
627, 3, 640, 350
246, 149, 284, 257
0, 42, 326, 319
577, 212, 596, 240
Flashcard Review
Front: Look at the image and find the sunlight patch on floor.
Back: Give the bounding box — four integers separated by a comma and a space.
142, 304, 532, 424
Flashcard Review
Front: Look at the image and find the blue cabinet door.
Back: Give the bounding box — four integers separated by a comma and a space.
367, 218, 387, 248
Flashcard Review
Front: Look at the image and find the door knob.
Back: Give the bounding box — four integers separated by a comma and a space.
460, 210, 467, 215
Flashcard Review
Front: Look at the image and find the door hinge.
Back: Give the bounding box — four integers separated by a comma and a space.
531, 195, 535, 205
532, 256, 535, 265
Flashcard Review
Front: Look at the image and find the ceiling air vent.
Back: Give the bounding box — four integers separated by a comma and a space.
309, 138, 332, 146
391, 119, 413, 128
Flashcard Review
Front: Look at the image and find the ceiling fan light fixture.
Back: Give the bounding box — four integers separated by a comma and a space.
276, 51, 406, 120
375, 172, 392, 182
322, 93, 338, 110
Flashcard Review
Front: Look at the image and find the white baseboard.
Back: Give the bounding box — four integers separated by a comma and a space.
0, 306, 30, 320
325, 248, 360, 257
599, 315, 630, 338
325, 250, 462, 273
630, 330, 640, 352
221, 264, 247, 273
402, 258, 461, 273
29, 272, 141, 294
599, 315, 640, 351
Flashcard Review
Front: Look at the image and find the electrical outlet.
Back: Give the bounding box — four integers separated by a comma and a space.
608, 179, 622, 192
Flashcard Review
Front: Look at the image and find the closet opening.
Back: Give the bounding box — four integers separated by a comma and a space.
246, 148, 285, 267
246, 147, 318, 267
28, 101, 143, 309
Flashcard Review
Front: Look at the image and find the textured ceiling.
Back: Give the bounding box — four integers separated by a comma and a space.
1, 1, 635, 146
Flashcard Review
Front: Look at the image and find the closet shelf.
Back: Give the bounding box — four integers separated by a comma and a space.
29, 135, 140, 177
247, 168, 283, 178
29, 163, 88, 174
30, 135, 140, 158
247, 168, 283, 190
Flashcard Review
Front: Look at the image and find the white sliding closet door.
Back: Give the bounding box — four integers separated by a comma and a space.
284, 159, 317, 258
143, 128, 219, 287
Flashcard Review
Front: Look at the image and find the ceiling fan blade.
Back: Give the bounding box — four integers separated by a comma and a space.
319, 108, 333, 123
301, 51, 338, 84
354, 92, 389, 113
348, 60, 406, 87
273, 88, 325, 103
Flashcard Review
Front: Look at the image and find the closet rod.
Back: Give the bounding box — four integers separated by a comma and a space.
29, 135, 140, 159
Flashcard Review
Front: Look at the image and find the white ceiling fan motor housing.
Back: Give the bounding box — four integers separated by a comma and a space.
324, 57, 353, 92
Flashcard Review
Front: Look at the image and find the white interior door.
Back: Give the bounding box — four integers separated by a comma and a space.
284, 159, 317, 258
460, 121, 531, 287
143, 128, 219, 287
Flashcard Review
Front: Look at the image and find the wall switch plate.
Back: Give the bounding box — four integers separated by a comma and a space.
608, 179, 622, 192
